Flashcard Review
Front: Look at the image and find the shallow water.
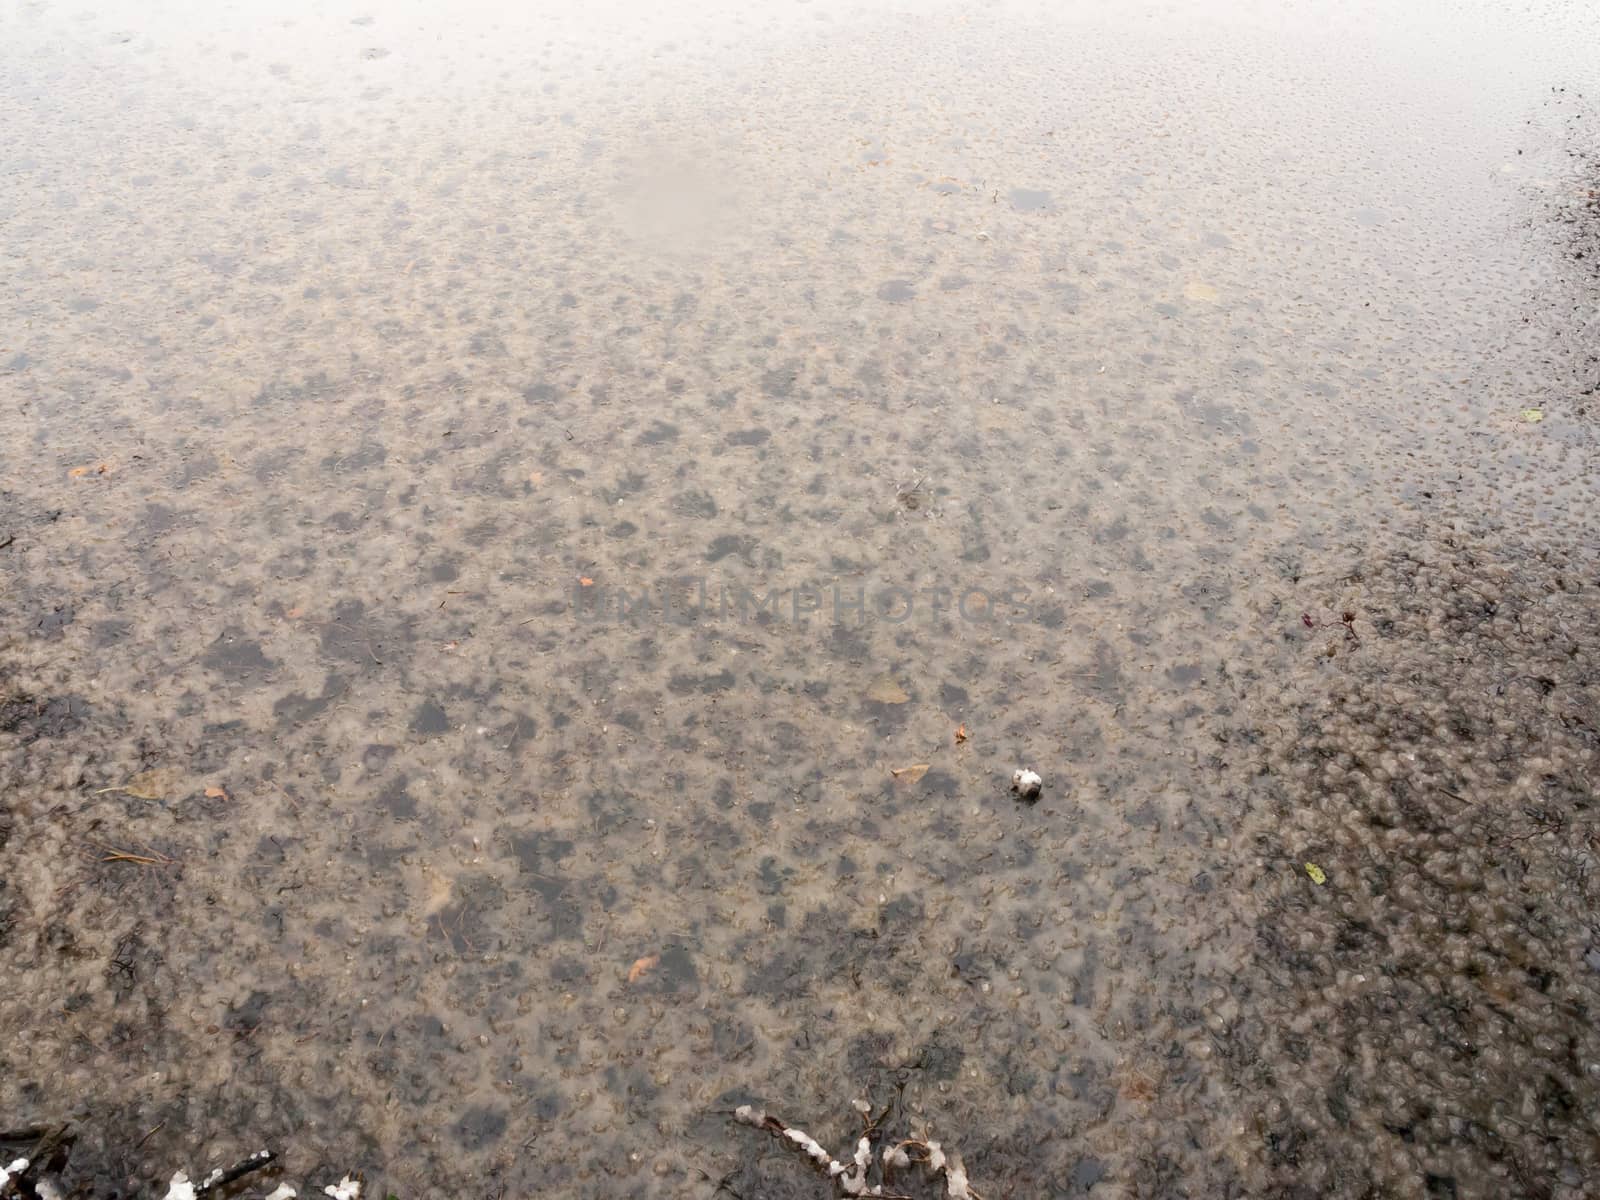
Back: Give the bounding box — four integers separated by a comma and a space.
3, 1, 1599, 1197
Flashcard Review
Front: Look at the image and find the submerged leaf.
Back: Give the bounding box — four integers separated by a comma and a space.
865, 675, 909, 704
99, 766, 187, 801
1521, 407, 1544, 423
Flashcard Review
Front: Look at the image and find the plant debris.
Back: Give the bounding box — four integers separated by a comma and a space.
734, 1101, 983, 1199
1010, 768, 1042, 801
865, 676, 910, 705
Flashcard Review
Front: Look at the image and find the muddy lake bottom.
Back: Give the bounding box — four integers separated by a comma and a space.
3, 1, 1600, 1197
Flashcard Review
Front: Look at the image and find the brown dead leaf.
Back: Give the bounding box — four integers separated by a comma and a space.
627, 954, 660, 984
890, 763, 930, 784
1120, 1071, 1158, 1103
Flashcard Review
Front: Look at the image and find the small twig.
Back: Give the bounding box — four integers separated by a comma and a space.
2, 1124, 73, 1199
331, 619, 383, 665
271, 781, 303, 815
194, 1149, 277, 1195
89, 839, 177, 867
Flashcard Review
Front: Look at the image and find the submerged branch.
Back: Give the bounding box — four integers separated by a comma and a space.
733, 1102, 981, 1200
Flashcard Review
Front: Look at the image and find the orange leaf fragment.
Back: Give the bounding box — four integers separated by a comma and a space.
627, 954, 660, 984
955, 724, 967, 743
204, 786, 229, 800
579, 577, 594, 588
